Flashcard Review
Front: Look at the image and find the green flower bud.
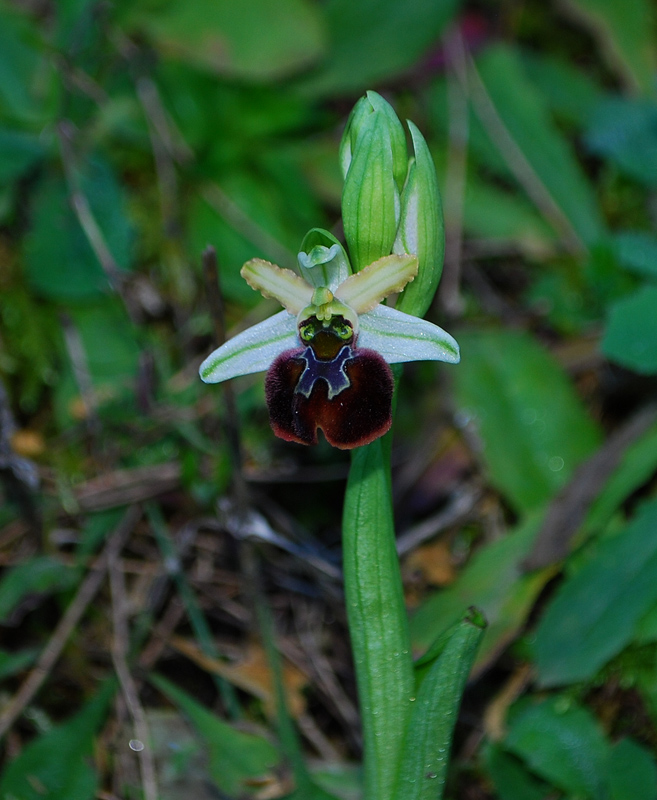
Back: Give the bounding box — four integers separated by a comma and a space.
340, 91, 408, 191
394, 121, 445, 319
342, 110, 400, 272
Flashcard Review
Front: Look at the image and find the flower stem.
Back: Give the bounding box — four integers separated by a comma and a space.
342, 434, 414, 800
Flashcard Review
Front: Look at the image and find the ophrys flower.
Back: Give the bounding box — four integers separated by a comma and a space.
200, 240, 459, 449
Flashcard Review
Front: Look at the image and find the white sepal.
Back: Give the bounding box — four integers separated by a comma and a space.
357, 304, 459, 364
199, 311, 298, 383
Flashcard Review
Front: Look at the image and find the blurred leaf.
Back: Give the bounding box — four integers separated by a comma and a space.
410, 515, 551, 673
299, 0, 460, 96
505, 698, 608, 798
150, 673, 280, 797
0, 647, 38, 681
0, 3, 57, 124
612, 231, 657, 279
474, 45, 606, 247
534, 499, 657, 687
0, 128, 45, 184
0, 682, 114, 800
585, 98, 657, 186
0, 555, 78, 622
67, 301, 140, 388
581, 419, 657, 538
558, 0, 657, 94
311, 763, 362, 800
453, 329, 602, 513
23, 158, 134, 300
484, 744, 551, 800
125, 0, 325, 82
521, 51, 605, 126
606, 738, 657, 800
462, 176, 557, 259
602, 285, 657, 374
634, 603, 657, 646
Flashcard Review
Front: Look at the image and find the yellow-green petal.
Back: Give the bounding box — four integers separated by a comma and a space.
335, 254, 418, 314
241, 259, 313, 313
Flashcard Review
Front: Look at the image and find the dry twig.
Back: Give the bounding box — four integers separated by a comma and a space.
0, 506, 141, 739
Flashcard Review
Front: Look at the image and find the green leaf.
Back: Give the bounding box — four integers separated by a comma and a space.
0, 647, 38, 681
394, 610, 485, 800
557, 0, 656, 94
298, 0, 460, 96
581, 419, 657, 539
0, 128, 45, 184
23, 158, 134, 300
462, 175, 557, 260
586, 98, 657, 186
0, 555, 78, 622
484, 744, 552, 800
342, 437, 414, 800
606, 739, 657, 800
534, 499, 657, 687
124, 0, 325, 82
150, 673, 279, 797
505, 698, 608, 798
0, 682, 114, 800
453, 329, 602, 513
474, 45, 606, 247
602, 285, 657, 374
521, 51, 605, 126
613, 231, 657, 279
0, 4, 57, 124
410, 514, 550, 673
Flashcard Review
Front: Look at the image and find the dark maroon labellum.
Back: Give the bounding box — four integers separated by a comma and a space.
265, 344, 394, 450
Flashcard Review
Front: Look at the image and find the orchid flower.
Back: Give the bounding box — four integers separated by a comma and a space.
199, 238, 459, 449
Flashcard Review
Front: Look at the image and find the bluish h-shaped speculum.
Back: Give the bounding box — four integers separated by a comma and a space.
295, 346, 354, 400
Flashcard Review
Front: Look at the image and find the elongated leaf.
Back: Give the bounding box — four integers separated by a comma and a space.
453, 329, 602, 513
521, 52, 605, 126
535, 499, 657, 687
505, 698, 608, 798
474, 45, 606, 247
0, 682, 114, 800
395, 610, 485, 800
602, 285, 657, 374
342, 437, 414, 800
557, 0, 656, 94
23, 158, 133, 300
150, 674, 279, 796
410, 515, 550, 673
123, 0, 325, 81
299, 0, 460, 96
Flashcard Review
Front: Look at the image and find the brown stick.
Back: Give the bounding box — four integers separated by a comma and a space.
0, 506, 141, 740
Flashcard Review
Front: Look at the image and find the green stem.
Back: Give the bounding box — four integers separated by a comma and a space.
342, 434, 414, 800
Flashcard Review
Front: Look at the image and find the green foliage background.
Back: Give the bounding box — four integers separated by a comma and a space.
1, 0, 657, 797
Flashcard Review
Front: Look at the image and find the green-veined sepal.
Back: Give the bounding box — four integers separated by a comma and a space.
357, 304, 459, 364
199, 311, 298, 383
